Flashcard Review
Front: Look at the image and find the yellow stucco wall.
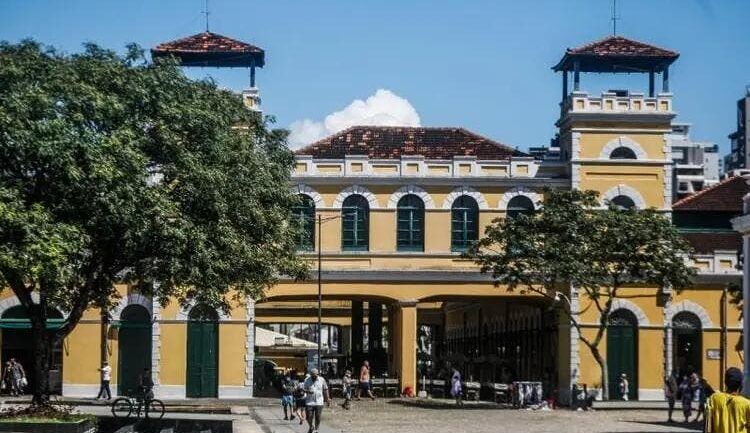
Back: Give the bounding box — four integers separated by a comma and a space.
578, 164, 666, 209
577, 132, 668, 160
159, 323, 186, 386
219, 323, 246, 386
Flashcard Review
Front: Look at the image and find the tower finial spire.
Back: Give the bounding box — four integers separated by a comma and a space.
202, 0, 210, 32
611, 0, 620, 36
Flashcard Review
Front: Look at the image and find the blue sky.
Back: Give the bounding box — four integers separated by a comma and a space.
2, 0, 748, 153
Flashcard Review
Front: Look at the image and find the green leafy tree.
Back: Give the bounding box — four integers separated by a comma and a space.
469, 188, 695, 400
0, 40, 307, 405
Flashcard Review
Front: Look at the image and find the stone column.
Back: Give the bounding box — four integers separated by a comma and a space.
351, 301, 364, 360
394, 300, 418, 394
151, 295, 162, 398
743, 234, 750, 395
245, 299, 256, 397
731, 189, 750, 395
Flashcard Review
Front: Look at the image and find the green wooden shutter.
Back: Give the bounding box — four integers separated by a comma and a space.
342, 195, 369, 251
397, 195, 424, 252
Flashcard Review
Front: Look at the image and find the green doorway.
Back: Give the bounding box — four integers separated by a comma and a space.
117, 305, 152, 397
186, 304, 219, 398
607, 309, 638, 400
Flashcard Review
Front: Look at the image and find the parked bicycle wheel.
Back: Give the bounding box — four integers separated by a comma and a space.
111, 397, 133, 418
146, 399, 165, 419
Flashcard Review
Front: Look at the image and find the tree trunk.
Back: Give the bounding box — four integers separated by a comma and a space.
30, 316, 52, 406
591, 346, 609, 401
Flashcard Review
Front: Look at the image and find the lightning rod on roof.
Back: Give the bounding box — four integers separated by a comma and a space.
611, 0, 620, 36
202, 0, 210, 32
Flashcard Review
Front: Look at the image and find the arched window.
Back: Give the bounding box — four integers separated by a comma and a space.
292, 195, 315, 251
610, 147, 638, 160
610, 195, 636, 210
506, 195, 535, 219
451, 195, 479, 252
397, 194, 425, 252
342, 195, 369, 251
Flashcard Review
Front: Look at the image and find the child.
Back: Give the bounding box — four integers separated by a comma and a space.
342, 370, 353, 410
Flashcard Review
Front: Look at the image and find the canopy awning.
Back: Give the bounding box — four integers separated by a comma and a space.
0, 319, 65, 330
255, 326, 318, 349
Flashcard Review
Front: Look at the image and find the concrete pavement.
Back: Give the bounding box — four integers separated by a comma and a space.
253, 405, 339, 433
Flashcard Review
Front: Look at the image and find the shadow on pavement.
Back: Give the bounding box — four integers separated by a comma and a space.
619, 419, 703, 432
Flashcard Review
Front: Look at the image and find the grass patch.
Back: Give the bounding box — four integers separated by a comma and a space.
0, 404, 95, 424
0, 415, 91, 424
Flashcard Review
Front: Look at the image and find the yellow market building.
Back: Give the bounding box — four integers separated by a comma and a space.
0, 35, 743, 401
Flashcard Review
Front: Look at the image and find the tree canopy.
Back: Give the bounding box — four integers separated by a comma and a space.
469, 188, 695, 399
0, 40, 306, 403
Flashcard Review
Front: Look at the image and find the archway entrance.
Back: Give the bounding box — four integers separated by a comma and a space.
186, 304, 219, 398
0, 305, 64, 395
607, 309, 638, 400
117, 305, 152, 397
672, 312, 702, 378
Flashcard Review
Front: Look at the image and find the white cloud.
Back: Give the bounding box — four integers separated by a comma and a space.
287, 89, 421, 149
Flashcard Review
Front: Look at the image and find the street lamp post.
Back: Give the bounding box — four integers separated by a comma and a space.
317, 214, 323, 372
313, 212, 355, 373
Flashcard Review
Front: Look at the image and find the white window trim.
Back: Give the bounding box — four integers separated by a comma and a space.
600, 136, 647, 160
442, 186, 489, 210
601, 184, 646, 209
387, 185, 435, 209
333, 185, 380, 209
294, 184, 325, 209
498, 187, 540, 210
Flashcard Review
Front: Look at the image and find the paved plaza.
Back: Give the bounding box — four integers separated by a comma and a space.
253, 399, 703, 433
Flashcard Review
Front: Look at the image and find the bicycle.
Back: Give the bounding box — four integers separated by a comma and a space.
111, 387, 165, 420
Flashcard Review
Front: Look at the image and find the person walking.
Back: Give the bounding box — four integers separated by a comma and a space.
304, 368, 329, 433
691, 373, 708, 422
280, 370, 296, 420
10, 359, 25, 396
356, 360, 375, 400
2, 361, 15, 396
679, 375, 694, 423
619, 373, 629, 401
706, 367, 748, 433
341, 369, 353, 410
96, 361, 112, 400
450, 367, 463, 406
293, 371, 307, 426
664, 374, 678, 423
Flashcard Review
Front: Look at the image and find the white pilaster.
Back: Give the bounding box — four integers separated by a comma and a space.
245, 299, 256, 398
151, 293, 162, 397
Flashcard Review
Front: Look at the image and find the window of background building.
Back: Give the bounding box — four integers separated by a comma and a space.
451, 195, 479, 252
292, 194, 315, 251
397, 194, 425, 252
342, 194, 369, 251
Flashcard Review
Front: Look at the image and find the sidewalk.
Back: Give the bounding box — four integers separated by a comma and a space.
398, 397, 692, 411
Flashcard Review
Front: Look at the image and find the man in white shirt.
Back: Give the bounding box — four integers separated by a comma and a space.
96, 361, 112, 400
304, 368, 329, 433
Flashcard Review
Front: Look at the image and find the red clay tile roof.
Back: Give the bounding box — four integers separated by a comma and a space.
673, 175, 749, 212
151, 32, 264, 67
567, 36, 678, 58
552, 36, 679, 72
681, 232, 741, 254
295, 126, 525, 160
